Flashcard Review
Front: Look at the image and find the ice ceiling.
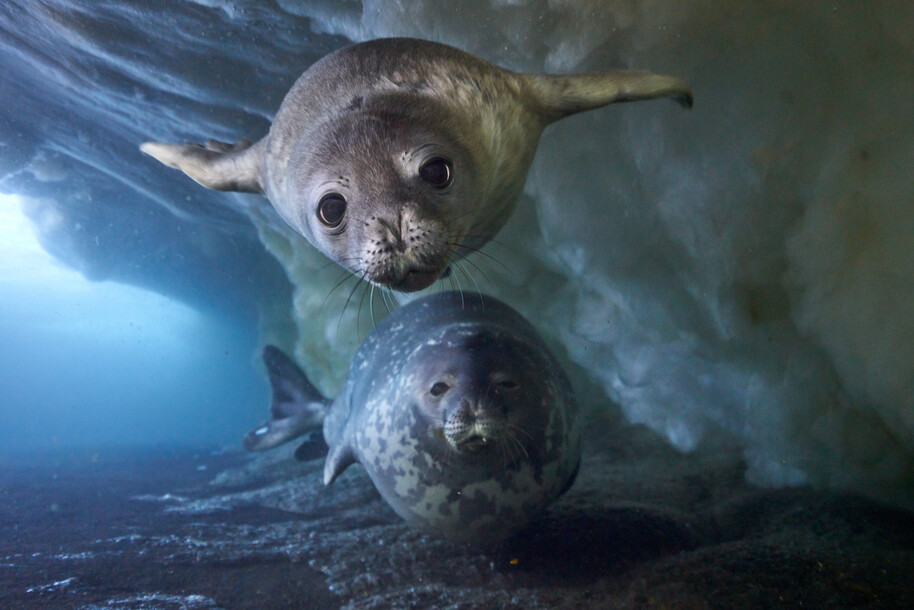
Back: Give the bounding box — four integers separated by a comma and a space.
1, 1, 912, 506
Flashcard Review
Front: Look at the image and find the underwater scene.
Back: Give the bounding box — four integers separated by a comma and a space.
2, 1, 913, 608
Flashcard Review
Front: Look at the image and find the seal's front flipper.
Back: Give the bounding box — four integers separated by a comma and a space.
140, 138, 264, 193
323, 441, 356, 486
242, 345, 330, 452
527, 70, 693, 124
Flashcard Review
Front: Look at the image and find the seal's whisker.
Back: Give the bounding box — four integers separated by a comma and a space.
318, 256, 361, 274
445, 264, 466, 308
507, 423, 534, 442
435, 445, 456, 467
369, 282, 387, 331
505, 430, 529, 460
356, 278, 372, 337
453, 256, 491, 300
450, 241, 512, 276
455, 234, 520, 258
440, 209, 477, 232
338, 271, 367, 336
331, 255, 363, 265
323, 268, 359, 312
379, 287, 394, 317
390, 290, 404, 307
499, 435, 510, 469
425, 425, 457, 465
449, 258, 471, 290
507, 435, 524, 464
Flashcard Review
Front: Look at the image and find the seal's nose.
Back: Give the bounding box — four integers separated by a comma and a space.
460, 398, 486, 418
363, 206, 448, 291
377, 216, 404, 251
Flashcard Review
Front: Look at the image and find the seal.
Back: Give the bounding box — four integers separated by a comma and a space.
243, 291, 581, 543
142, 38, 692, 292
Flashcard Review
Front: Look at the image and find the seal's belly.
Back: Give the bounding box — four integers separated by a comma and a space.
354, 402, 578, 543
394, 461, 571, 543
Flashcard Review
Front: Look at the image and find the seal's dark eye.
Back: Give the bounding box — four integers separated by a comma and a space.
317, 194, 346, 227
419, 157, 452, 189
429, 382, 450, 397
497, 380, 519, 391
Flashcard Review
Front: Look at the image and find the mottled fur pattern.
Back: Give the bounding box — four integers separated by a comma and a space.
246, 292, 581, 543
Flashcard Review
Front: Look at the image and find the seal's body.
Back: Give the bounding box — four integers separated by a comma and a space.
244, 292, 581, 543
142, 38, 692, 292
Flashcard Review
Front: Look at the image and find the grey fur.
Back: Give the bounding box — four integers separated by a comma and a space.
142, 38, 692, 291
245, 291, 581, 543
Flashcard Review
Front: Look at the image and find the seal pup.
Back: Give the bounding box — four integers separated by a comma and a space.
243, 291, 581, 543
142, 38, 692, 292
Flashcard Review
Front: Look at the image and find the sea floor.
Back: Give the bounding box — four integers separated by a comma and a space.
2, 412, 913, 609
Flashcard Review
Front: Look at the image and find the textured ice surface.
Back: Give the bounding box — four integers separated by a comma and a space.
1, 1, 912, 504
260, 1, 914, 503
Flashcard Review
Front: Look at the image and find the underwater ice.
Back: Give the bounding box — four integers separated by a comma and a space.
1, 1, 912, 505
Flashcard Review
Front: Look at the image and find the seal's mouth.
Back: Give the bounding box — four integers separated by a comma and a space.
389, 266, 441, 292
447, 419, 507, 454
455, 433, 490, 452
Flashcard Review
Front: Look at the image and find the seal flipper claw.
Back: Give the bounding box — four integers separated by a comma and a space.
140, 138, 264, 193
242, 345, 331, 452
323, 441, 356, 485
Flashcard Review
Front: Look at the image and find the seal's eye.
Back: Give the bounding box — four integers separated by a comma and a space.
419, 157, 452, 188
429, 381, 450, 397
497, 379, 519, 391
317, 194, 346, 227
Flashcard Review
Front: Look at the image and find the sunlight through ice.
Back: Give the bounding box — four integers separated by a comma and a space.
0, 192, 201, 350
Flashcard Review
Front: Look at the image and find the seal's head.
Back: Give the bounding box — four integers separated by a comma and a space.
355, 321, 578, 543
283, 99, 480, 292
407, 327, 553, 464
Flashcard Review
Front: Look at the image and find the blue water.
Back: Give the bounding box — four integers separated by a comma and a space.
0, 196, 266, 452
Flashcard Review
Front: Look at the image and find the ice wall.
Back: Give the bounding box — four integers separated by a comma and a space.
268, 0, 914, 504
1, 1, 911, 504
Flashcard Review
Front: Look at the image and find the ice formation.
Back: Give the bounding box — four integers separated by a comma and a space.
1, 1, 912, 505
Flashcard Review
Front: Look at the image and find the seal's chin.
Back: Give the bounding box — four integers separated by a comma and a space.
389, 266, 441, 292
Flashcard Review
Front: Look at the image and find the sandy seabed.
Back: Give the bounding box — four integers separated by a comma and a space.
2, 413, 912, 609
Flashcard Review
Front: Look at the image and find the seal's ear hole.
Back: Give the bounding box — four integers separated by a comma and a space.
429, 381, 451, 397
419, 157, 453, 189
317, 193, 347, 227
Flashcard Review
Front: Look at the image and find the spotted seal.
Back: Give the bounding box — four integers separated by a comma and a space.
243, 291, 581, 543
141, 37, 692, 292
